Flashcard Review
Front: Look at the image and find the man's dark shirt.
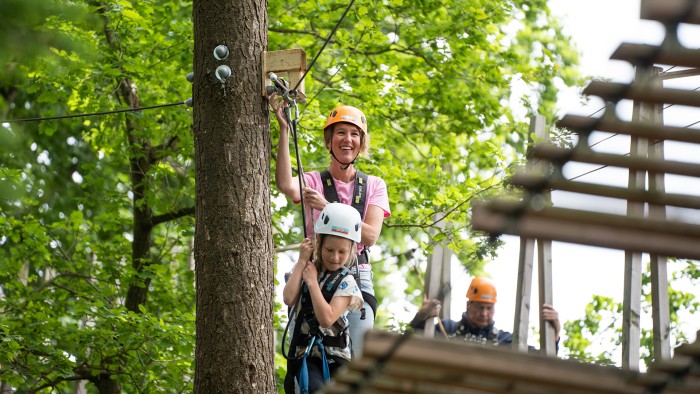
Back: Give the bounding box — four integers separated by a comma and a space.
409, 312, 558, 352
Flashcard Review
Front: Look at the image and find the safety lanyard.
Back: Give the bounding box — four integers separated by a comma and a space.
298, 336, 330, 393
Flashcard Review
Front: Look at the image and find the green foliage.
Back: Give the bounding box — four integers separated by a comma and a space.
2, 0, 582, 391
562, 260, 700, 369
268, 0, 581, 334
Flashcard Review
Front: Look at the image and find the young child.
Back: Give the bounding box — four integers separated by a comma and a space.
283, 203, 364, 394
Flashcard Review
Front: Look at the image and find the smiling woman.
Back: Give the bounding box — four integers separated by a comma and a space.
269, 98, 391, 359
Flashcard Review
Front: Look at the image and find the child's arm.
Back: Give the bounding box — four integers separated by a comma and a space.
302, 265, 354, 328
306, 282, 352, 328
282, 238, 313, 307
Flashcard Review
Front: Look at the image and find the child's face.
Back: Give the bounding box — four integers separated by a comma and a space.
320, 235, 353, 271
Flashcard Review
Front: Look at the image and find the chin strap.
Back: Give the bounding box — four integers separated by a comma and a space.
330, 148, 359, 171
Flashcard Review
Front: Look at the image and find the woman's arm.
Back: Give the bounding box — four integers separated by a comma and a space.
360, 205, 385, 247
268, 93, 301, 201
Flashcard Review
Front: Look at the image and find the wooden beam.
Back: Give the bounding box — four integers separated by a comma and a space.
640, 0, 700, 24
531, 144, 700, 178
471, 199, 700, 261
262, 49, 307, 101
511, 174, 700, 210
557, 114, 700, 145
326, 331, 645, 394
583, 80, 700, 107
610, 43, 700, 69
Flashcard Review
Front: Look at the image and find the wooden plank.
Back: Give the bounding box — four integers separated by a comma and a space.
262, 49, 307, 100
646, 101, 672, 363
583, 80, 700, 107
557, 114, 700, 145
640, 0, 700, 24
330, 331, 645, 394
531, 144, 700, 178
513, 237, 534, 351
470, 200, 700, 261
674, 337, 700, 357
610, 43, 700, 69
528, 114, 556, 356
513, 115, 546, 352
622, 66, 655, 372
538, 238, 555, 356
510, 174, 700, 210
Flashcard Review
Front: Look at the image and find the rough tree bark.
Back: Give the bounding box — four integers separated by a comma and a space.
193, 0, 275, 392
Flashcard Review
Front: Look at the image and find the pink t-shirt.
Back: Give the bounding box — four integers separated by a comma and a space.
299, 171, 391, 258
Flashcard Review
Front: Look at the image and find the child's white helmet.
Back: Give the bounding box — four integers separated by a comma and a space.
314, 203, 362, 243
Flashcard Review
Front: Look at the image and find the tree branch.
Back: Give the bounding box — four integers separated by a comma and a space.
152, 206, 195, 226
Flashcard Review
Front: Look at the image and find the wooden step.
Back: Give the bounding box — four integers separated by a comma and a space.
471, 199, 700, 261
583, 80, 700, 107
511, 173, 700, 210
557, 114, 700, 144
610, 43, 700, 70
532, 143, 700, 178
640, 0, 700, 24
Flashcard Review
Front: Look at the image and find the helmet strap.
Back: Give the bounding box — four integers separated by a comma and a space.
330, 148, 358, 171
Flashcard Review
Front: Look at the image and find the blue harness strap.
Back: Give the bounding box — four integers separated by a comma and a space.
290, 268, 351, 392
297, 335, 331, 393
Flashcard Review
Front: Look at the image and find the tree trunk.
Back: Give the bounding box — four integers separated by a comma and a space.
192, 0, 275, 392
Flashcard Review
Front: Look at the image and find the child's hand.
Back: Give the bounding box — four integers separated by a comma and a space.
298, 238, 313, 263
302, 261, 318, 285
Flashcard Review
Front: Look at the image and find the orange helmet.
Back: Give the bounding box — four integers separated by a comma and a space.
324, 105, 367, 134
467, 277, 497, 304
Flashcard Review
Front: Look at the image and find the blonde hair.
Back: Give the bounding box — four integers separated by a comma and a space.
313, 234, 358, 272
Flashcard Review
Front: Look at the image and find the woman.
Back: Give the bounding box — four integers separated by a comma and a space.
270, 96, 391, 358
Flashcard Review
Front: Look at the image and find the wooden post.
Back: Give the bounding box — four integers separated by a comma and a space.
538, 238, 555, 355
648, 66, 671, 362
424, 194, 453, 338
513, 237, 534, 351
262, 49, 307, 101
423, 236, 442, 338
514, 115, 552, 353
622, 66, 657, 371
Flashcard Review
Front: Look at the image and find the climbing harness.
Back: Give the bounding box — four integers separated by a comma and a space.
283, 267, 353, 393
297, 335, 330, 393
319, 169, 375, 320
319, 170, 368, 219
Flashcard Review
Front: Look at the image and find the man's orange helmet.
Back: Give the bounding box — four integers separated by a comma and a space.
323, 105, 367, 134
467, 277, 497, 304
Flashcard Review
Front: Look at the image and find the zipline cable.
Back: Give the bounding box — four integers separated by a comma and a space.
270, 0, 356, 237
290, 0, 356, 93
2, 102, 186, 123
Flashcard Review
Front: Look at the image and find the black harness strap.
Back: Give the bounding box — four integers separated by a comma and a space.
287, 267, 353, 359
320, 170, 376, 320
320, 170, 368, 219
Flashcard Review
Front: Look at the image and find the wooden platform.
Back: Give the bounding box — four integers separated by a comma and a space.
322, 330, 700, 394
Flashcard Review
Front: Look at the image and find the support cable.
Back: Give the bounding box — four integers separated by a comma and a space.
269, 0, 356, 237
290, 0, 356, 93
2, 102, 186, 123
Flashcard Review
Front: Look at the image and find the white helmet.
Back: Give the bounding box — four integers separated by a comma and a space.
314, 203, 362, 243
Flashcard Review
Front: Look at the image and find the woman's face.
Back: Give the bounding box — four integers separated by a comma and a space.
320, 235, 353, 271
328, 122, 362, 163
